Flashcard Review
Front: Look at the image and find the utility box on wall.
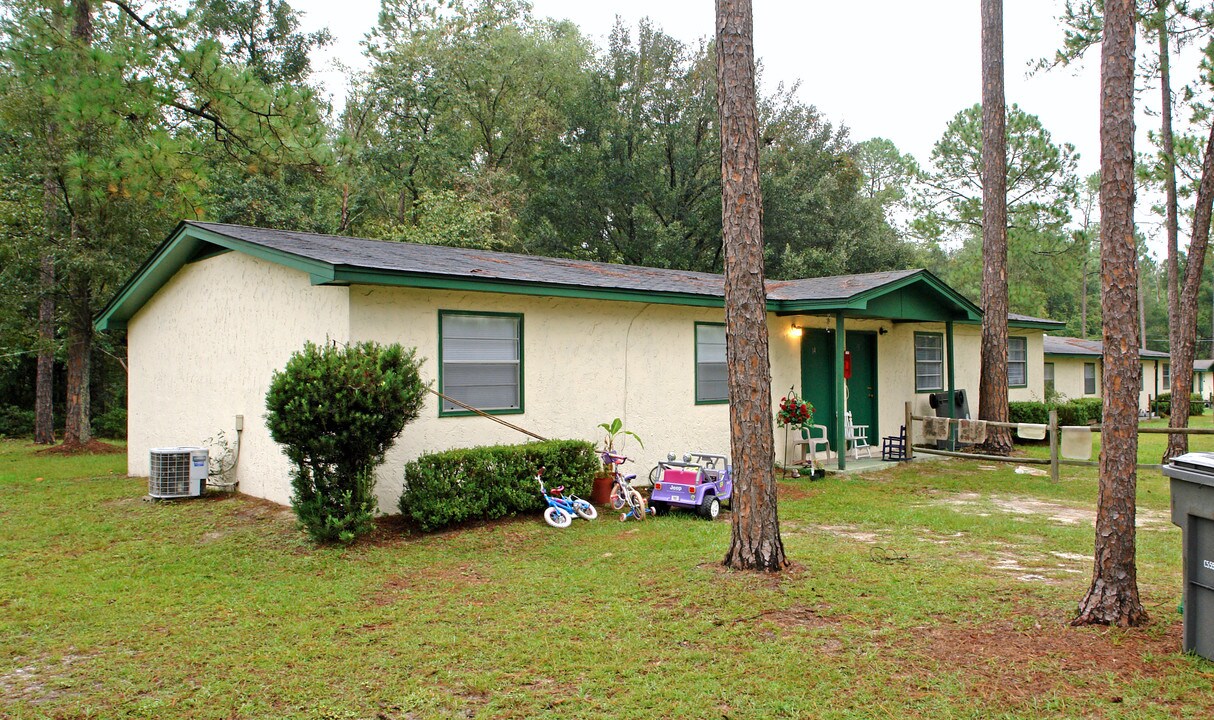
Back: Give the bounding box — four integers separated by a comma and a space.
1163, 452, 1214, 661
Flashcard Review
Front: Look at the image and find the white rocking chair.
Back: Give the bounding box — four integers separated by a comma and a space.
844, 412, 873, 459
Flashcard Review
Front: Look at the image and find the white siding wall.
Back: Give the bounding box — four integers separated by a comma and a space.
127, 252, 350, 505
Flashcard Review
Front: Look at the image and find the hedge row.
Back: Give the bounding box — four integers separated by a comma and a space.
1152, 393, 1206, 417
399, 439, 599, 532
1008, 398, 1104, 431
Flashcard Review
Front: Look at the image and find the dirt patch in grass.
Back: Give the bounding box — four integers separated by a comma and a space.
896, 615, 1187, 709
0, 652, 95, 706
371, 563, 490, 606
35, 440, 124, 455
932, 492, 1171, 529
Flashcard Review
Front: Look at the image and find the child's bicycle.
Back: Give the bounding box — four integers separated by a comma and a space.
601, 451, 654, 522
536, 468, 598, 528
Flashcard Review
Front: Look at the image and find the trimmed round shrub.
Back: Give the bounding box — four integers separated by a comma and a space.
399, 440, 598, 532
265, 341, 426, 543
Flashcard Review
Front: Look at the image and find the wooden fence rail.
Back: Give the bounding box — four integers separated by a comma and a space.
904, 401, 1214, 482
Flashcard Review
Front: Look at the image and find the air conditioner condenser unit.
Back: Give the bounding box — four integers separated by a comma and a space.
149, 447, 208, 499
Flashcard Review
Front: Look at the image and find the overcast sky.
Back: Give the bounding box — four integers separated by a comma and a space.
293, 0, 1201, 253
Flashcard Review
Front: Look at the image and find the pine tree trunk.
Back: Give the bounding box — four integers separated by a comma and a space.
1159, 3, 1181, 407
35, 169, 57, 445
978, 0, 1012, 454
63, 277, 92, 447
35, 253, 56, 445
716, 0, 786, 573
1164, 122, 1214, 461
1074, 0, 1146, 627
1081, 260, 1088, 339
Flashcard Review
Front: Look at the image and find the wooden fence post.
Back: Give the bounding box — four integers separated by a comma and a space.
905, 401, 914, 460
1048, 409, 1060, 483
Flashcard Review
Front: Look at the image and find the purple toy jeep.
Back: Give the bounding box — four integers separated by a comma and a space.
649, 452, 733, 519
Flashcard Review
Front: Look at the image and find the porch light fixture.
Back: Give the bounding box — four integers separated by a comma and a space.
789, 323, 803, 338
879, 327, 888, 335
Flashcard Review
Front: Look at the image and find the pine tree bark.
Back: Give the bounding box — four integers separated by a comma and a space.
63, 276, 92, 446
716, 0, 786, 572
35, 175, 57, 445
1074, 0, 1147, 627
1158, 2, 1182, 413
35, 253, 56, 445
1164, 122, 1214, 461
61, 0, 94, 447
978, 0, 1012, 454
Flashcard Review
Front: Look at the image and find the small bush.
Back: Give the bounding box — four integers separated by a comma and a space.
1008, 401, 1048, 425
399, 440, 598, 532
92, 407, 127, 439
1153, 393, 1204, 417
265, 341, 426, 543
1070, 398, 1103, 423
0, 405, 34, 438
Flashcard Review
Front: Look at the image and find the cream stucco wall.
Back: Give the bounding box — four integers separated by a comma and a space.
127, 251, 1049, 512
350, 286, 809, 509
782, 316, 1045, 440
1045, 356, 1164, 412
127, 251, 350, 505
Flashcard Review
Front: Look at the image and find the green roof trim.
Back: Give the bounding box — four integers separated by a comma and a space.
94, 223, 1061, 332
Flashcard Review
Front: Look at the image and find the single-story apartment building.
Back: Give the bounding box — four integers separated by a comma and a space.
1043, 335, 1168, 412
1195, 359, 1214, 403
96, 222, 1062, 511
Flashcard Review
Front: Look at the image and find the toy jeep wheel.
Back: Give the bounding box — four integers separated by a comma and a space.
698, 496, 720, 520
650, 500, 669, 516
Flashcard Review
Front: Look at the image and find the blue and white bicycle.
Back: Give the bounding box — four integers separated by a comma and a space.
536, 468, 598, 528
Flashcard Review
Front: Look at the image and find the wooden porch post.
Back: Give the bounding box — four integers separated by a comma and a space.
946, 320, 956, 450
835, 311, 846, 470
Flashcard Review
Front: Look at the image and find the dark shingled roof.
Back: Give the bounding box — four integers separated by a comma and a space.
189, 222, 734, 298
94, 222, 1066, 330
190, 223, 929, 303
1044, 335, 1169, 359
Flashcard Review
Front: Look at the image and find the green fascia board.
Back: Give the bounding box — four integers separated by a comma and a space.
1007, 319, 1067, 330
328, 267, 728, 308
774, 271, 982, 322
95, 223, 336, 331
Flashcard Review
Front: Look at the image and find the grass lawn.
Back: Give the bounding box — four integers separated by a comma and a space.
2, 437, 1213, 719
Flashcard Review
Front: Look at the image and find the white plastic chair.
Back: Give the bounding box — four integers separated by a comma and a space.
844, 412, 872, 459
791, 425, 830, 465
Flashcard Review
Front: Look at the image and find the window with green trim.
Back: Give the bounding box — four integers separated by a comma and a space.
1163, 362, 1171, 389
1008, 337, 1028, 387
695, 323, 727, 403
1044, 362, 1055, 393
439, 311, 522, 414
914, 332, 944, 392
1084, 362, 1097, 395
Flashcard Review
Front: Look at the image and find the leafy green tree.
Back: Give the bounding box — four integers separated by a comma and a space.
0, 0, 330, 445
915, 104, 1081, 319
193, 0, 332, 85
851, 137, 919, 216
265, 341, 426, 543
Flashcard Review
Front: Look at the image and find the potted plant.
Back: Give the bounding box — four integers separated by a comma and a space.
591, 418, 643, 505
775, 387, 815, 474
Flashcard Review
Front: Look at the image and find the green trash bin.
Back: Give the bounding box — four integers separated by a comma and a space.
1163, 452, 1214, 661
